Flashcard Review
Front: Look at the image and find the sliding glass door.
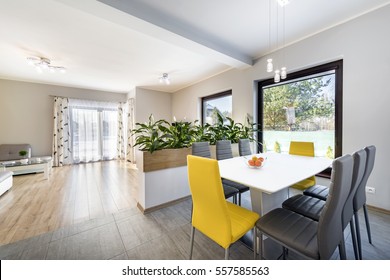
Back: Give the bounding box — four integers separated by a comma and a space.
69, 100, 118, 163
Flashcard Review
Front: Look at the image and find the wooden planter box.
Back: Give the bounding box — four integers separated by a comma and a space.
137, 143, 239, 173
138, 147, 192, 172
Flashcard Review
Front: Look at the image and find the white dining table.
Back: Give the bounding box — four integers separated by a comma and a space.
218, 152, 332, 216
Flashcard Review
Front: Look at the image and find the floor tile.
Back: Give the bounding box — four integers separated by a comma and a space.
126, 234, 185, 260
51, 214, 115, 242
117, 213, 165, 251
46, 222, 125, 260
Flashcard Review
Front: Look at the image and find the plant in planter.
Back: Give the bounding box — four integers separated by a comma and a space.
191, 121, 208, 142
208, 112, 261, 146
132, 113, 262, 153
207, 113, 229, 145
131, 115, 169, 153
159, 120, 197, 149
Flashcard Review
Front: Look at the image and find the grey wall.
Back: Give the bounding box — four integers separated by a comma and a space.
172, 5, 390, 210
0, 79, 127, 156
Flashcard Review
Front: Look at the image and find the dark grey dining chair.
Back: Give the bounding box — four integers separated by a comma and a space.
192, 141, 238, 203
255, 154, 354, 260
301, 145, 376, 260
354, 145, 376, 259
238, 139, 252, 156
216, 140, 249, 206
282, 149, 367, 259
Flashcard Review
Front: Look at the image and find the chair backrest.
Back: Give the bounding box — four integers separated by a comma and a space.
192, 141, 211, 158
317, 154, 353, 259
342, 149, 367, 229
216, 140, 233, 160
289, 141, 315, 157
187, 155, 232, 248
353, 145, 376, 211
238, 139, 252, 156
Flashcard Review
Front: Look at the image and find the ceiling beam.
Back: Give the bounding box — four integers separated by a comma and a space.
56, 0, 253, 68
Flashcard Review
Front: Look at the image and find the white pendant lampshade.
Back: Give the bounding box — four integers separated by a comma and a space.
267, 59, 273, 73
274, 70, 281, 83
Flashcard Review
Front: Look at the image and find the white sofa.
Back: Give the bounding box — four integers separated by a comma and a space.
0, 170, 13, 197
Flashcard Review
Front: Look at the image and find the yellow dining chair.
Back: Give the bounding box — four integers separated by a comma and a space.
289, 141, 316, 191
187, 155, 259, 260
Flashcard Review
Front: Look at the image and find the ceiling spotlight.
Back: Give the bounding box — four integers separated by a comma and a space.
159, 73, 170, 85
27, 57, 66, 73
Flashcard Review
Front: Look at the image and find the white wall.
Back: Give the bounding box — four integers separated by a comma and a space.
134, 87, 172, 123
172, 5, 390, 210
0, 79, 127, 156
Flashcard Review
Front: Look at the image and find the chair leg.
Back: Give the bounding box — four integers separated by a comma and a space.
189, 226, 195, 260
238, 192, 242, 206
338, 235, 346, 260
354, 212, 363, 260
282, 247, 288, 260
224, 247, 230, 260
253, 228, 257, 260
258, 231, 263, 260
363, 204, 372, 244
349, 218, 359, 260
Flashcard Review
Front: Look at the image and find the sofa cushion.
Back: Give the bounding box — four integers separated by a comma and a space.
0, 144, 32, 161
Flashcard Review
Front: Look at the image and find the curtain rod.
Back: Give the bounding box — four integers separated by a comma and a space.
49, 95, 127, 103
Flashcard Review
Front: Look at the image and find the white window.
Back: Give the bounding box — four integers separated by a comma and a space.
202, 90, 232, 125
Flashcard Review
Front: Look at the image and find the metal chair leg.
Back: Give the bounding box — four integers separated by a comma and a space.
354, 212, 363, 260
225, 247, 230, 260
253, 228, 257, 260
338, 236, 346, 260
258, 231, 263, 260
282, 247, 288, 260
189, 226, 195, 260
349, 218, 359, 260
238, 193, 242, 206
363, 204, 372, 244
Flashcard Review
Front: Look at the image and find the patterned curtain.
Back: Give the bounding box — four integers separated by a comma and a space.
117, 102, 126, 160
52, 97, 71, 166
126, 98, 136, 163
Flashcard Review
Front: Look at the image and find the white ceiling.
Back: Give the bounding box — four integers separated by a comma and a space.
0, 0, 389, 94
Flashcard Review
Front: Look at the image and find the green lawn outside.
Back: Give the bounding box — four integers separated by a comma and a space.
263, 130, 335, 158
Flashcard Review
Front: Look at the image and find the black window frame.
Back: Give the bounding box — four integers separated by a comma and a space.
201, 90, 232, 125
257, 60, 343, 178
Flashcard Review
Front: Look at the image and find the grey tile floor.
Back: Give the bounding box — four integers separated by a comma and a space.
0, 194, 389, 260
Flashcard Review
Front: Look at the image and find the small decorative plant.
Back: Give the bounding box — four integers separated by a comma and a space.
19, 150, 28, 158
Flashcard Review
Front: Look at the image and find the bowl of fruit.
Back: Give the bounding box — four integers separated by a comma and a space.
246, 155, 265, 169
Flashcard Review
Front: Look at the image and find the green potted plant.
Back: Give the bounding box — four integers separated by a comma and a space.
19, 150, 29, 164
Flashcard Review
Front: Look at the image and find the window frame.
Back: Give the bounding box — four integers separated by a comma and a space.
257, 60, 343, 178
201, 90, 232, 125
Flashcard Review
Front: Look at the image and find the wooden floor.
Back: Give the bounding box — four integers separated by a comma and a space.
0, 160, 389, 260
0, 160, 138, 245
